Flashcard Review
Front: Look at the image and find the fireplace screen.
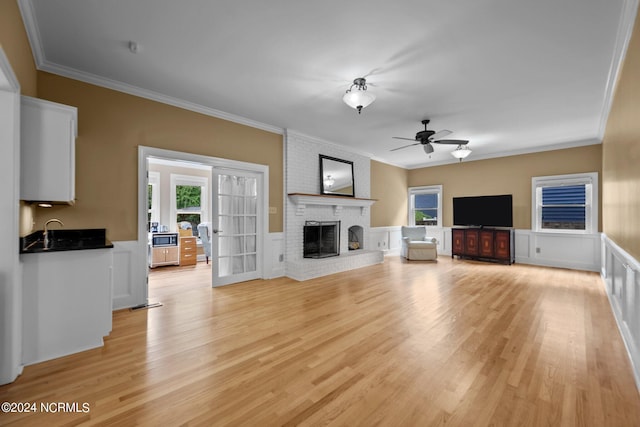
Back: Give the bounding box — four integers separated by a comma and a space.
304, 221, 340, 258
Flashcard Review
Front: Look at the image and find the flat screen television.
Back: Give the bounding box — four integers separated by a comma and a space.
453, 194, 513, 227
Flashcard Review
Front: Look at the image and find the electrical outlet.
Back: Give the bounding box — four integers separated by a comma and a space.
279, 254, 284, 262
536, 247, 541, 253
269, 206, 277, 214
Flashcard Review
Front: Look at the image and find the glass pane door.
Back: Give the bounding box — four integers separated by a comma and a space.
212, 170, 261, 286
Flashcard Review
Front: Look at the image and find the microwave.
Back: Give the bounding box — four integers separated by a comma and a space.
152, 233, 178, 247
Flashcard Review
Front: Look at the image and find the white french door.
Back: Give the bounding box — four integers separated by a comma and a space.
212, 169, 263, 286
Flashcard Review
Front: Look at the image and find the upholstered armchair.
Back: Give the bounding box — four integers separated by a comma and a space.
197, 222, 212, 264
401, 226, 438, 261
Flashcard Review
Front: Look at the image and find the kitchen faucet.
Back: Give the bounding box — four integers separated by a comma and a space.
43, 218, 64, 247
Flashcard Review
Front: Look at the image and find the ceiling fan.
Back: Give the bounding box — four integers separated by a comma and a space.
391, 119, 469, 154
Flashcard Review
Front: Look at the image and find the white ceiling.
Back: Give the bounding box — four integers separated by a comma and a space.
19, 0, 638, 168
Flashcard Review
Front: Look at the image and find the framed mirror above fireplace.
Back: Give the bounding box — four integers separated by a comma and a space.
319, 155, 355, 197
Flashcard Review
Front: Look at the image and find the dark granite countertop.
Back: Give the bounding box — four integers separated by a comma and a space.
20, 228, 114, 254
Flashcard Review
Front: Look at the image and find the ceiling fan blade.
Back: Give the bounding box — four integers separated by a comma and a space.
392, 136, 417, 141
433, 139, 469, 145
390, 142, 421, 151
429, 130, 452, 140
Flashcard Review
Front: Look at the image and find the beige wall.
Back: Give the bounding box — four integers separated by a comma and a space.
370, 160, 408, 227
407, 145, 602, 229
33, 72, 283, 241
602, 7, 640, 260
0, 0, 37, 96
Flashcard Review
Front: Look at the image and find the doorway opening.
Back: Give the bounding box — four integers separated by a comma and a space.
147, 157, 213, 299
138, 147, 269, 308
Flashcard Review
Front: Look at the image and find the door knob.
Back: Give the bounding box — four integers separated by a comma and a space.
212, 229, 222, 234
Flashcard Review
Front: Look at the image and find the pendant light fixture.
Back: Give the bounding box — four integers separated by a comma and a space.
343, 78, 375, 114
451, 144, 472, 161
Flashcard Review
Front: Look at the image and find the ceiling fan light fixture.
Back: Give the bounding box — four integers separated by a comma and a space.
343, 77, 375, 114
451, 144, 472, 161
423, 143, 434, 154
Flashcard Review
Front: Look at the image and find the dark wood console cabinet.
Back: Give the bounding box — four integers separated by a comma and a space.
452, 228, 514, 264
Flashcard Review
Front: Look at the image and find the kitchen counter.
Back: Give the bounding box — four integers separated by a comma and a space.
20, 228, 113, 253
21, 246, 113, 365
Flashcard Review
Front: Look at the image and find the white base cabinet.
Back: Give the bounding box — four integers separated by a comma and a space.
21, 249, 113, 365
20, 96, 77, 203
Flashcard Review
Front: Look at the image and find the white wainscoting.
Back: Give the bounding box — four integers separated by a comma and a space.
514, 230, 600, 272
266, 232, 285, 278
371, 226, 601, 271
370, 226, 451, 257
112, 241, 146, 310
370, 226, 402, 255
601, 235, 640, 391
431, 228, 452, 255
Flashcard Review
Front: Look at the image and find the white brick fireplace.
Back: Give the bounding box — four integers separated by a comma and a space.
284, 130, 383, 281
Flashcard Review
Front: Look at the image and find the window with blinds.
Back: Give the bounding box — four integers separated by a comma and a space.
532, 173, 598, 233
541, 185, 586, 230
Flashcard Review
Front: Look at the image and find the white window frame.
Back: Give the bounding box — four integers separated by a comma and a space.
148, 171, 160, 225
170, 174, 209, 233
531, 172, 598, 234
408, 185, 443, 227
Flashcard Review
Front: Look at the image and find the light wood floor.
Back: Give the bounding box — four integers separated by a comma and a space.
2, 257, 639, 426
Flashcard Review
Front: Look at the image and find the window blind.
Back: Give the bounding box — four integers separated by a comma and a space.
541, 185, 586, 229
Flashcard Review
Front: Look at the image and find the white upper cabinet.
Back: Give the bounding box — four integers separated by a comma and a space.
20, 96, 77, 203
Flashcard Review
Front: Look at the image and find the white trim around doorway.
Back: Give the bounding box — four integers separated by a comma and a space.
135, 146, 270, 307
0, 47, 23, 385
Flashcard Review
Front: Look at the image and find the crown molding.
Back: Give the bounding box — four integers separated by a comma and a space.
597, 0, 640, 140
17, 0, 45, 68
404, 137, 602, 170
39, 61, 284, 134
17, 0, 283, 136
285, 128, 602, 170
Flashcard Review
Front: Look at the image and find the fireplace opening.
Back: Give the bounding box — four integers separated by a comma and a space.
304, 221, 340, 258
348, 225, 363, 250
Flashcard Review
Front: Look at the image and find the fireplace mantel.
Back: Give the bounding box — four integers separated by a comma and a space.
288, 193, 376, 216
